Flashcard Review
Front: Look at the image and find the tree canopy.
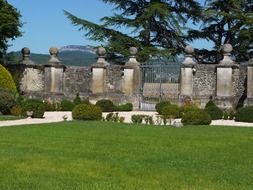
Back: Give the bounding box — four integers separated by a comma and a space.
0, 0, 22, 62
64, 0, 201, 63
189, 0, 253, 63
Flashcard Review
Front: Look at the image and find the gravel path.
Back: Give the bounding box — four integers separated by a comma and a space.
0, 111, 253, 127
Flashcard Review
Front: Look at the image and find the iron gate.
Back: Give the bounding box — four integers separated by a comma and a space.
139, 60, 181, 110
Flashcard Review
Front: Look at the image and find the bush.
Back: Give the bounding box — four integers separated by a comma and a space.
131, 114, 146, 124
72, 104, 102, 120
22, 99, 45, 118
114, 103, 133, 111
96, 99, 115, 112
0, 89, 16, 114
0, 64, 17, 92
235, 106, 253, 122
73, 93, 82, 105
155, 101, 171, 114
204, 100, 223, 120
60, 99, 75, 111
180, 104, 199, 117
160, 104, 180, 118
10, 105, 22, 116
182, 109, 211, 125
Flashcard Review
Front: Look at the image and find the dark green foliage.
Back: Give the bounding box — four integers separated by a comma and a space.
72, 104, 102, 120
43, 101, 61, 111
189, 0, 253, 62
96, 99, 115, 112
64, 0, 201, 62
0, 0, 22, 62
180, 104, 199, 117
182, 109, 212, 125
60, 99, 75, 111
73, 93, 82, 105
235, 106, 253, 122
114, 103, 133, 111
204, 100, 223, 120
131, 115, 146, 124
22, 99, 45, 118
155, 101, 171, 115
0, 89, 16, 114
105, 112, 125, 123
160, 104, 180, 119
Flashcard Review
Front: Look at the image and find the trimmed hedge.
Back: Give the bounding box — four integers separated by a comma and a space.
0, 89, 16, 114
155, 101, 171, 114
72, 104, 102, 120
0, 64, 17, 92
60, 99, 75, 111
204, 100, 223, 120
22, 99, 45, 118
160, 104, 180, 118
181, 109, 211, 125
114, 103, 133, 111
96, 99, 114, 112
235, 106, 253, 122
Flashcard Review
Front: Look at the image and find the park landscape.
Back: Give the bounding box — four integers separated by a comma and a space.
0, 0, 253, 189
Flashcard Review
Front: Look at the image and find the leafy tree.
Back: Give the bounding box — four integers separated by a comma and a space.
0, 0, 22, 63
189, 0, 253, 63
64, 0, 201, 63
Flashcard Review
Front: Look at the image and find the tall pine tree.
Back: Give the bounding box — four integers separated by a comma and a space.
64, 0, 201, 63
189, 0, 253, 63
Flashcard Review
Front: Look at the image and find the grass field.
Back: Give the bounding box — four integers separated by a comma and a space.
0, 121, 252, 190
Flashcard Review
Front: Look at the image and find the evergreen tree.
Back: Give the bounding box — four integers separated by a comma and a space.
0, 0, 22, 63
189, 0, 253, 63
64, 0, 201, 63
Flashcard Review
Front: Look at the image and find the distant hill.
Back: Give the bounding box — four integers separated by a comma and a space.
6, 45, 97, 66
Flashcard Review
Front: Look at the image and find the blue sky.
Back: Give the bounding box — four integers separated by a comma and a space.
7, 0, 210, 54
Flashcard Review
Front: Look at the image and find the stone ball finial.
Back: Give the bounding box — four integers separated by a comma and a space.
49, 47, 59, 56
21, 47, 30, 56
96, 47, 106, 57
129, 47, 138, 56
221, 44, 233, 54
184, 45, 194, 55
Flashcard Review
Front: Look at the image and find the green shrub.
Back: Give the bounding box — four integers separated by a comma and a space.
114, 103, 133, 111
160, 104, 180, 118
73, 93, 82, 105
131, 114, 147, 124
0, 64, 17, 92
72, 104, 102, 120
204, 100, 223, 120
180, 104, 199, 116
96, 99, 115, 112
60, 99, 75, 111
235, 106, 253, 122
10, 105, 22, 116
155, 101, 171, 114
22, 99, 45, 118
223, 112, 229, 120
182, 109, 211, 125
0, 89, 16, 114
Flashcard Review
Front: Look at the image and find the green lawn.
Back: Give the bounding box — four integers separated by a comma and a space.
0, 121, 252, 190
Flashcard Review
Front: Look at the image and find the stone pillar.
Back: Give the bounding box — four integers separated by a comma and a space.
215, 44, 238, 109
245, 54, 253, 105
123, 47, 140, 94
179, 46, 196, 98
91, 47, 109, 94
122, 47, 141, 109
44, 47, 65, 94
19, 47, 44, 93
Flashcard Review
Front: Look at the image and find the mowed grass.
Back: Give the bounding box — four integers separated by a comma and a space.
0, 121, 252, 190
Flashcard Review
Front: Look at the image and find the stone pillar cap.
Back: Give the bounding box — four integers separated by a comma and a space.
19, 47, 34, 65
182, 45, 196, 65
48, 47, 62, 65
219, 44, 235, 65
93, 47, 109, 66
125, 47, 139, 67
